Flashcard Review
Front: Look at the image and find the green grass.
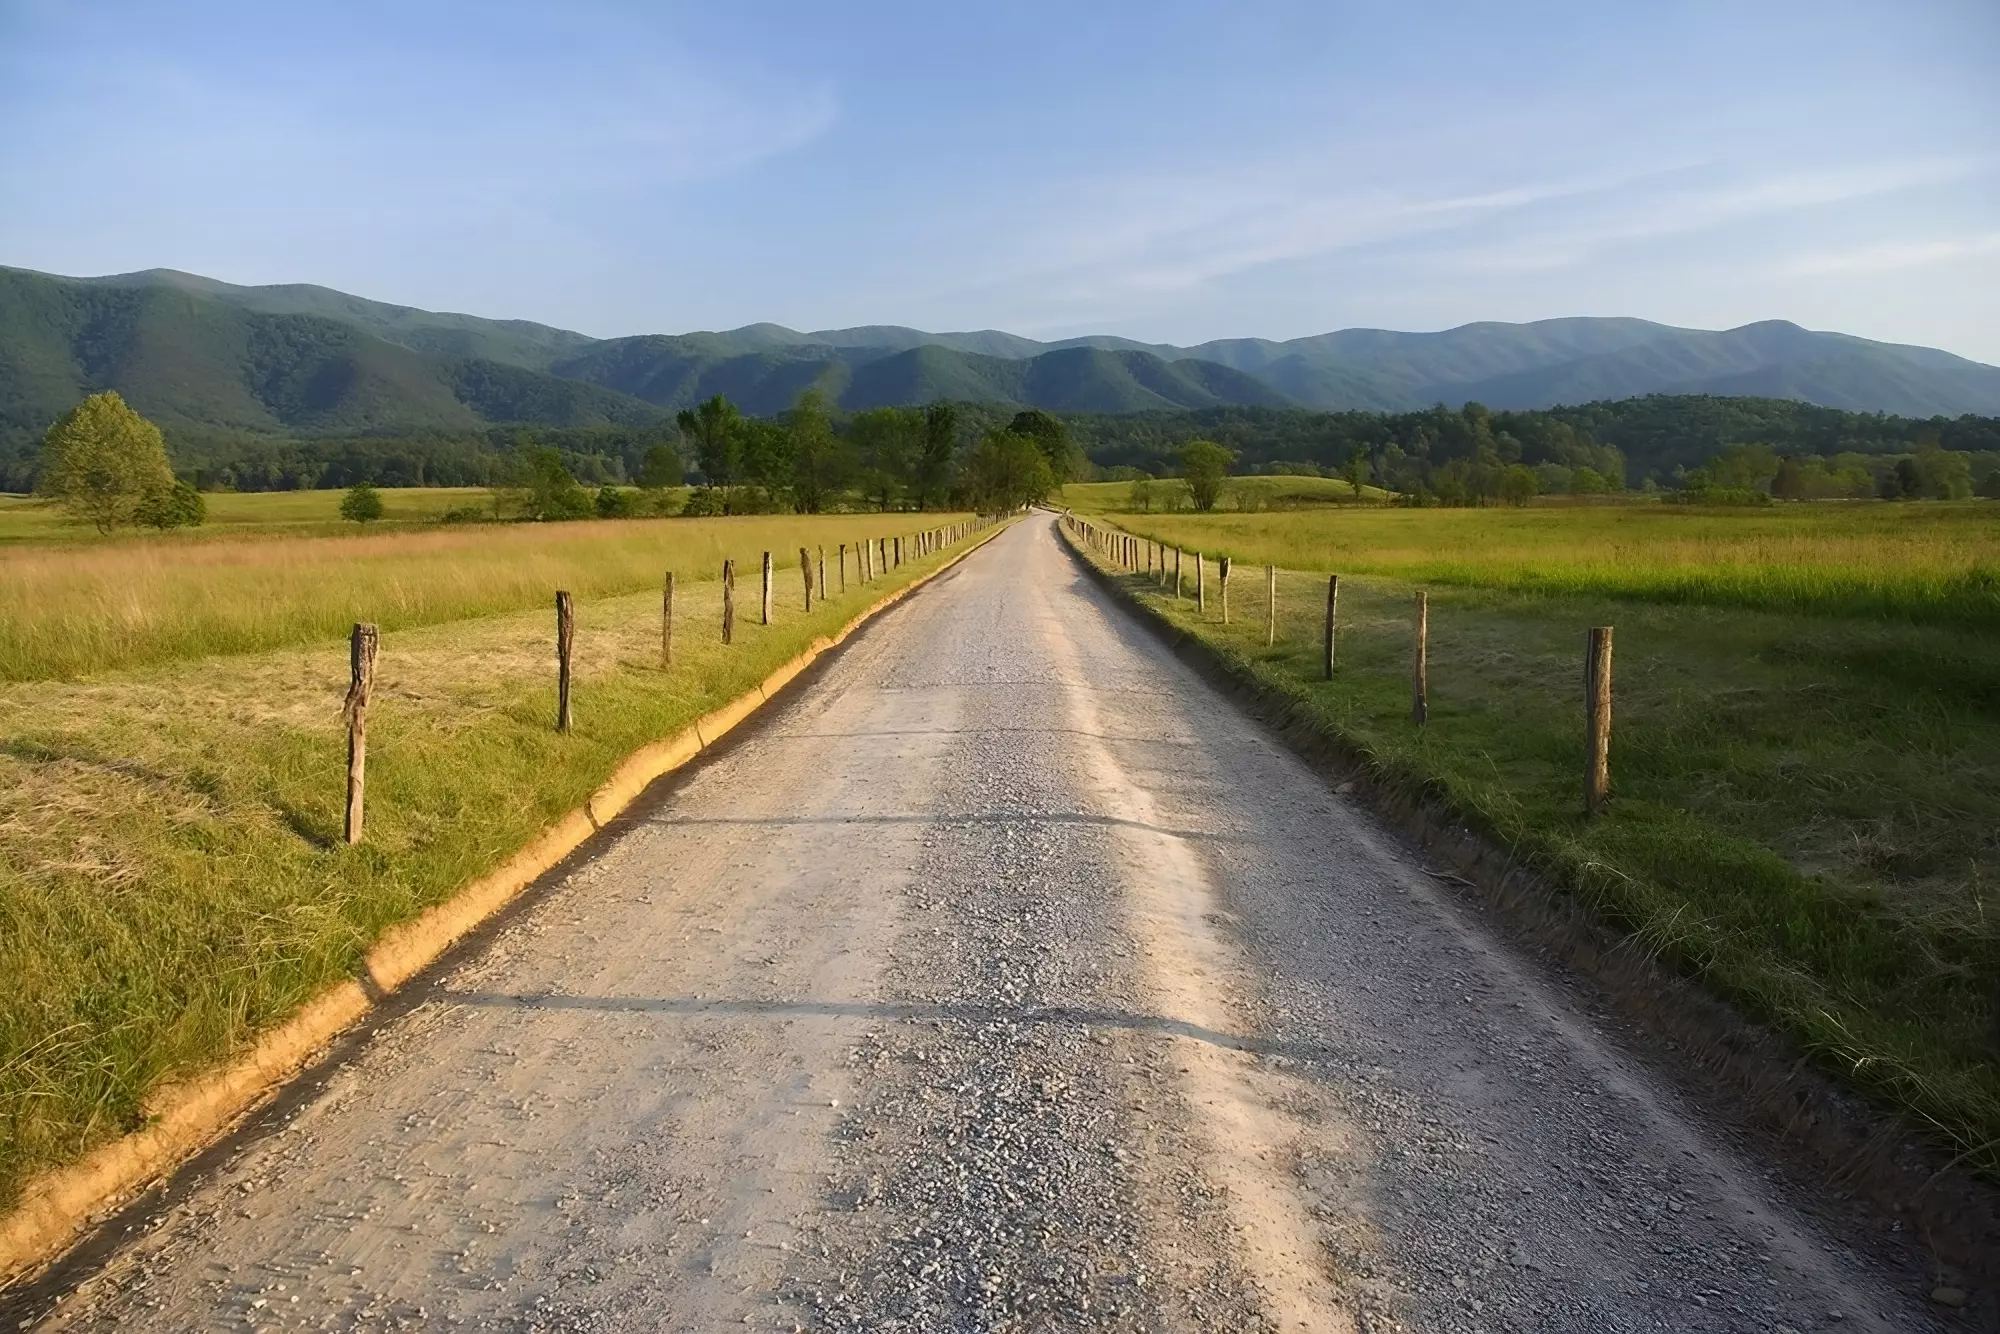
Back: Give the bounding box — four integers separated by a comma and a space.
1065, 474, 1397, 513
0, 487, 606, 544
0, 514, 1004, 1209
1068, 511, 2000, 1173
1062, 494, 2000, 629
0, 504, 953, 681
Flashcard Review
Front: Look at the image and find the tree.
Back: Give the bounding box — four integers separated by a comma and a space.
1770, 456, 1805, 500
848, 406, 921, 511
676, 395, 742, 497
916, 402, 960, 510
1344, 446, 1369, 497
595, 484, 637, 518
1570, 466, 1610, 495
1008, 408, 1081, 486
1178, 439, 1234, 513
638, 441, 682, 489
958, 430, 1055, 511
786, 389, 852, 514
340, 482, 385, 524
1498, 464, 1539, 506
503, 446, 593, 521
37, 391, 178, 532
135, 479, 206, 529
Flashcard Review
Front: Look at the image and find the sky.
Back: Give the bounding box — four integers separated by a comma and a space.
2, 0, 1997, 359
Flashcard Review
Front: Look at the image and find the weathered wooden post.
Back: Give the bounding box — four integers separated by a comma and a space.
1585, 626, 1614, 817
1219, 556, 1231, 624
1266, 565, 1277, 647
818, 546, 827, 601
1412, 591, 1429, 725
1196, 552, 1205, 613
1323, 575, 1339, 679
838, 543, 847, 592
662, 571, 675, 667
555, 591, 575, 734
761, 551, 773, 625
722, 560, 736, 643
800, 546, 813, 611
343, 622, 378, 845
1175, 548, 1183, 598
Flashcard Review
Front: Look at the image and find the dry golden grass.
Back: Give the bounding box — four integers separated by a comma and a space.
0, 512, 963, 681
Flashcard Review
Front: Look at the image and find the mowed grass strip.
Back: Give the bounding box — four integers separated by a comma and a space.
1070, 515, 2000, 1173
0, 517, 997, 1210
1061, 491, 2000, 628
0, 509, 957, 681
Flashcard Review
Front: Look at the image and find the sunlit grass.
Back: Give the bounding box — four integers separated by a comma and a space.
0, 510, 964, 681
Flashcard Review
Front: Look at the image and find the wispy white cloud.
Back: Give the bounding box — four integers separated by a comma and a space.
1778, 231, 2000, 277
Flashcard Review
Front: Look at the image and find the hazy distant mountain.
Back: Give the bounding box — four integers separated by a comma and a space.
5, 265, 1998, 451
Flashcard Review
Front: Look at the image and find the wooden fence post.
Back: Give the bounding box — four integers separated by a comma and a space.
800, 546, 813, 611
838, 542, 847, 591
722, 559, 736, 643
762, 551, 773, 625
555, 591, 575, 734
1585, 626, 1614, 817
1175, 548, 1183, 598
343, 622, 378, 845
1266, 565, 1277, 647
1220, 556, 1231, 624
1323, 575, 1338, 680
1412, 591, 1429, 725
1197, 552, 1205, 613
818, 546, 827, 601
662, 571, 675, 667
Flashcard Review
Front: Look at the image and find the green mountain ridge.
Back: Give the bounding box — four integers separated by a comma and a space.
5, 265, 2000, 477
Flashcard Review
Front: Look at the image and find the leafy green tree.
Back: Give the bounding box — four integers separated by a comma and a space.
1570, 466, 1610, 495
1008, 408, 1081, 486
1499, 464, 1539, 506
1910, 444, 1973, 499
676, 395, 741, 497
1770, 456, 1805, 500
1178, 439, 1234, 512
135, 479, 206, 529
737, 418, 794, 510
786, 389, 853, 514
37, 391, 178, 532
504, 446, 593, 521
848, 406, 921, 511
340, 482, 385, 524
916, 402, 961, 510
1344, 446, 1369, 497
638, 441, 682, 489
958, 430, 1055, 511
595, 484, 637, 518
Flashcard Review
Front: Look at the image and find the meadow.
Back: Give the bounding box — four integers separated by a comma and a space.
0, 486, 505, 544
1062, 496, 2000, 1172
0, 506, 999, 1209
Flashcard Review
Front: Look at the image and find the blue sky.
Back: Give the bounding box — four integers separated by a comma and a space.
2, 0, 1996, 359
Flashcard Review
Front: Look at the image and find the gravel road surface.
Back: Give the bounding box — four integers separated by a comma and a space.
26, 515, 1937, 1332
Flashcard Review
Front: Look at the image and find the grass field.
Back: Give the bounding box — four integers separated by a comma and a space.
1066, 475, 1396, 512
1060, 490, 2000, 629
1065, 504, 2000, 1173
1, 508, 963, 681
0, 487, 513, 544
0, 510, 1000, 1210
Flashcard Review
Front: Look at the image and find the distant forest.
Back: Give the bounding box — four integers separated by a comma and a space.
3, 393, 1997, 502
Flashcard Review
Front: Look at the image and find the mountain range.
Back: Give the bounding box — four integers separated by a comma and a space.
4, 265, 1998, 451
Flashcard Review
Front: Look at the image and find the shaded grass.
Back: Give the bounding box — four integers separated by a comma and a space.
0, 487, 509, 544
0, 512, 962, 682
1061, 496, 2000, 629
1076, 526, 2000, 1173
0, 519, 1003, 1209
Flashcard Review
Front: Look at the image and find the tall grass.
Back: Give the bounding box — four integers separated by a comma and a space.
1060, 495, 2000, 627
0, 512, 966, 681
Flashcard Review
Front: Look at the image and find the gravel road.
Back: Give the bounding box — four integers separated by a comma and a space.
25, 514, 1939, 1332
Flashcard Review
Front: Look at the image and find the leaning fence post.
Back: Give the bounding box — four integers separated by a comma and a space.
722, 559, 736, 643
556, 590, 575, 733
800, 546, 813, 611
343, 622, 379, 845
1323, 575, 1338, 679
1220, 556, 1231, 624
662, 571, 675, 667
1585, 626, 1614, 816
1412, 591, 1429, 725
762, 551, 773, 625
1266, 565, 1277, 646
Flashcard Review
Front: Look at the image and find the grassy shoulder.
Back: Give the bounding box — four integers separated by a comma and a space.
1064, 516, 2000, 1175
0, 517, 1003, 1210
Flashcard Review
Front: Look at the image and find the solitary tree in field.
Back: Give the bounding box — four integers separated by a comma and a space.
677, 395, 742, 500
1344, 446, 1370, 497
340, 482, 385, 524
37, 391, 180, 532
1178, 439, 1234, 513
